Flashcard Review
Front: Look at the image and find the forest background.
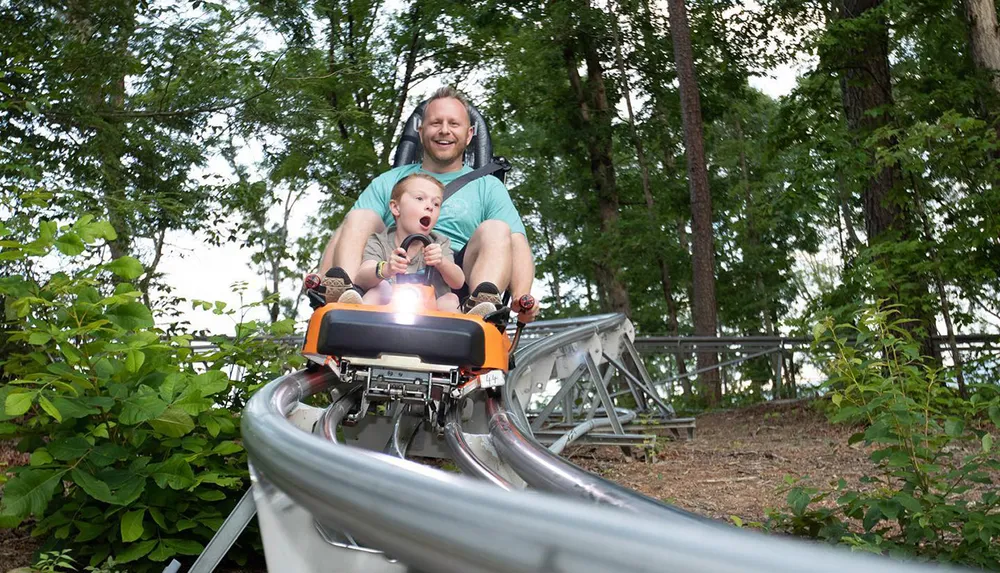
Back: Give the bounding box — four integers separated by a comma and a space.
2, 0, 1000, 570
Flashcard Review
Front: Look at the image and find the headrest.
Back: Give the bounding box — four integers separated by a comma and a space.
392, 100, 493, 169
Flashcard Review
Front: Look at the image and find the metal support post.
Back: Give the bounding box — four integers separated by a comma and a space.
584, 356, 624, 434
603, 353, 674, 419
530, 363, 587, 431
188, 487, 257, 573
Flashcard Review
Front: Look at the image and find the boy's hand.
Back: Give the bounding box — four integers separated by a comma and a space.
423, 243, 443, 267
388, 248, 409, 277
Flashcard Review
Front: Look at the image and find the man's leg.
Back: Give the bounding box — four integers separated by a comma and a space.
319, 210, 385, 303
319, 210, 385, 276
460, 220, 512, 315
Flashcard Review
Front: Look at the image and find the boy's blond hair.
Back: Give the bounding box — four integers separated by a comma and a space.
390, 173, 445, 205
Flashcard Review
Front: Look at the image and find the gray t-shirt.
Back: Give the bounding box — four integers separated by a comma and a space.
363, 226, 454, 298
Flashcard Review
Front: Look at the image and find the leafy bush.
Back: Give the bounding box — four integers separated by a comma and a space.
767, 306, 1000, 567
0, 217, 302, 569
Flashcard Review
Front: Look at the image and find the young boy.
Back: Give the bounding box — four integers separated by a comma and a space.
353, 174, 466, 313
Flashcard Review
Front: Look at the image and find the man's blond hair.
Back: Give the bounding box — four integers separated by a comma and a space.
390, 173, 445, 205
426, 86, 473, 125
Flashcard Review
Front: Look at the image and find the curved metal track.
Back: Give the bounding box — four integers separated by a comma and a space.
241, 314, 951, 573
245, 371, 946, 573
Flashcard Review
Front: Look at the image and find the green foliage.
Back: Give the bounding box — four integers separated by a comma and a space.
767, 307, 1000, 567
0, 216, 302, 570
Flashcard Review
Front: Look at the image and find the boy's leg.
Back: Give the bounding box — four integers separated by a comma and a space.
436, 293, 460, 314
363, 282, 392, 305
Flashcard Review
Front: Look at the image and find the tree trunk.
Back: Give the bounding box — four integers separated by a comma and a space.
564, 35, 631, 316
963, 0, 1000, 95
838, 0, 940, 361
666, 0, 721, 405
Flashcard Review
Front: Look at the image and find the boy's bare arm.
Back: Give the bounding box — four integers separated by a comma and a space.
435, 259, 465, 290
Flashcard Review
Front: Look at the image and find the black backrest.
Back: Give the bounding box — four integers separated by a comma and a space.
392, 100, 494, 170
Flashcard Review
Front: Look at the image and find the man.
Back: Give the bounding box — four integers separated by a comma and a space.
319, 86, 539, 322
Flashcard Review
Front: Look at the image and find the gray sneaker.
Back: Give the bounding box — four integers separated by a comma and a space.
463, 282, 501, 316
321, 267, 354, 305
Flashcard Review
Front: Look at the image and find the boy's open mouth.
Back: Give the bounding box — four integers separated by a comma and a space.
419, 216, 431, 228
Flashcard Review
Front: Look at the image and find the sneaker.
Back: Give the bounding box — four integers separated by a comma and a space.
463, 282, 502, 317
337, 288, 363, 305
321, 267, 354, 305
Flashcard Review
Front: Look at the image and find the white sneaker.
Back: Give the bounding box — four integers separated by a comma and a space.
466, 301, 496, 317
337, 289, 363, 305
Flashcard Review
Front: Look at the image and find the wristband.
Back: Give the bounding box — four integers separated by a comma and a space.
376, 260, 387, 280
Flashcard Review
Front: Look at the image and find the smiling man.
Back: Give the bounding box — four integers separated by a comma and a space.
318, 87, 538, 322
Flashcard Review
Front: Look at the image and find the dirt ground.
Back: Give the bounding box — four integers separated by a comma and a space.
569, 399, 876, 523
1, 399, 866, 571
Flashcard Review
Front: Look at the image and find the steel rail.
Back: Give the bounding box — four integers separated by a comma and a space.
486, 394, 706, 522
548, 408, 637, 455
443, 408, 514, 490
244, 368, 954, 573
490, 314, 711, 523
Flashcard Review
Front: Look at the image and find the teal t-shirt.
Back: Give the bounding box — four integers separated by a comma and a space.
350, 164, 526, 251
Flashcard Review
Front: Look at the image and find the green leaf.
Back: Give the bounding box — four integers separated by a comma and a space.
148, 456, 195, 490
90, 444, 130, 467
989, 404, 1000, 429
116, 539, 157, 563
270, 318, 295, 336
49, 396, 100, 419
195, 370, 230, 398
48, 436, 91, 460
148, 406, 195, 438
29, 450, 53, 466
0, 469, 67, 516
149, 507, 168, 530
158, 373, 187, 402
125, 349, 145, 373
204, 416, 221, 437
196, 489, 227, 501
105, 256, 144, 280
163, 538, 204, 555
5, 391, 35, 416
70, 468, 115, 504
38, 395, 62, 423
109, 475, 145, 506
121, 509, 145, 542
148, 541, 175, 562
212, 441, 242, 456
74, 521, 108, 542
120, 391, 168, 425
105, 302, 154, 330
27, 331, 51, 345
944, 418, 964, 437
983, 433, 993, 453
787, 488, 811, 516
54, 232, 85, 256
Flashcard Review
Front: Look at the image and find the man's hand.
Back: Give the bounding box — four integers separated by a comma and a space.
512, 294, 539, 323
423, 243, 443, 267
387, 248, 409, 278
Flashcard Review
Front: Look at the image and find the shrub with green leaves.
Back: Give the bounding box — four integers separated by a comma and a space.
0, 216, 301, 569
768, 306, 1000, 567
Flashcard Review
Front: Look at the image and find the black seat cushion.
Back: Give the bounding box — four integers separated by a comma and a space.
316, 308, 486, 368
392, 100, 494, 170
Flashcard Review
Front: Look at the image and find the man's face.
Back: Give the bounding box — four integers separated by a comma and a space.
419, 98, 473, 168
